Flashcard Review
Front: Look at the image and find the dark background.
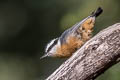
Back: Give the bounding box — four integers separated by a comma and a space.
0, 0, 120, 80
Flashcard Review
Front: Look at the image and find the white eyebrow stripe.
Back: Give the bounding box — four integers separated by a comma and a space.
45, 38, 58, 53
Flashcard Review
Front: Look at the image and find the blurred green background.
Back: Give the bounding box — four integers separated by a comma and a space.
0, 0, 120, 80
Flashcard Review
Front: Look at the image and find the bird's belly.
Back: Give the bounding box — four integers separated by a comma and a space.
56, 36, 84, 58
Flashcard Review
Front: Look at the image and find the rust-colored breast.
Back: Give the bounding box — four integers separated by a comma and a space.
56, 36, 83, 58
55, 18, 95, 58
81, 18, 95, 41
82, 18, 95, 31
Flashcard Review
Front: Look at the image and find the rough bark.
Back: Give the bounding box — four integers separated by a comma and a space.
46, 23, 120, 80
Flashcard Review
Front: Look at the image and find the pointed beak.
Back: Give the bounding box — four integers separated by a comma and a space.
40, 54, 48, 59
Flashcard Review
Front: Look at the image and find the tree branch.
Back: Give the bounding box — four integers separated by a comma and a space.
46, 23, 120, 80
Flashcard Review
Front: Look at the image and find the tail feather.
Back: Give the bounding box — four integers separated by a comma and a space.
91, 7, 103, 17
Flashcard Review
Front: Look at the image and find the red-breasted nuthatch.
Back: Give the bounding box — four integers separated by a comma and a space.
40, 7, 103, 59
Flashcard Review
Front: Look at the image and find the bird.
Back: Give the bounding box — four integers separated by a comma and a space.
40, 7, 103, 59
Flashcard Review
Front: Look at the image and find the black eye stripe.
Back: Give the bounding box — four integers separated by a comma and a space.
46, 39, 58, 53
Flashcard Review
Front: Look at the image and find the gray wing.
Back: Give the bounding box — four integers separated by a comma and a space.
59, 16, 91, 44
59, 23, 79, 44
59, 7, 103, 44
